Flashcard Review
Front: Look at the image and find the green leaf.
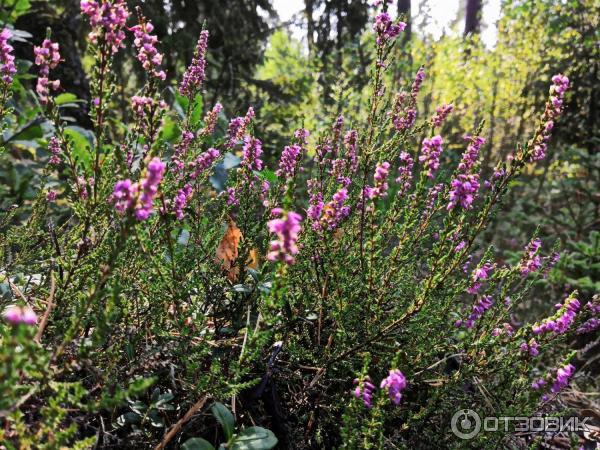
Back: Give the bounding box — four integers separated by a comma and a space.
64, 126, 95, 169
231, 427, 278, 450
211, 402, 235, 441
55, 93, 82, 106
182, 438, 215, 450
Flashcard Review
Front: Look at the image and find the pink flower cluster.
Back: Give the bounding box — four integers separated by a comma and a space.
34, 39, 61, 104
447, 174, 479, 210
364, 161, 390, 200
455, 295, 494, 329
322, 188, 350, 231
199, 102, 222, 137
391, 68, 425, 132
533, 295, 580, 335
48, 136, 61, 165
189, 147, 220, 180
395, 151, 414, 196
431, 103, 453, 128
373, 12, 406, 45
130, 18, 166, 80
174, 183, 193, 220
111, 157, 165, 220
419, 135, 443, 178
578, 301, 600, 334
180, 30, 209, 97
353, 376, 376, 408
3, 305, 37, 325
519, 238, 542, 277
241, 135, 263, 175
342, 130, 359, 173
276, 144, 303, 180
80, 0, 129, 53
226, 107, 254, 148
0, 28, 16, 86
380, 369, 407, 405
267, 208, 302, 265
519, 339, 540, 357
530, 74, 569, 161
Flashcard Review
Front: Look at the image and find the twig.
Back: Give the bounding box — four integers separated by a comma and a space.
35, 271, 56, 343
154, 395, 210, 450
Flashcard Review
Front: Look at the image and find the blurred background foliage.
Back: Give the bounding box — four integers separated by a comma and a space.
0, 0, 598, 303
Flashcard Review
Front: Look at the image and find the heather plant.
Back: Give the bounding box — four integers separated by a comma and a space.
0, 1, 597, 449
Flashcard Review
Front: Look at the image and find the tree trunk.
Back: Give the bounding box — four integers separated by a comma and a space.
305, 0, 316, 56
464, 0, 483, 36
398, 0, 411, 42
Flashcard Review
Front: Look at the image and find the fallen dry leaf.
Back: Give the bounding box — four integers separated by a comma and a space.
215, 218, 242, 281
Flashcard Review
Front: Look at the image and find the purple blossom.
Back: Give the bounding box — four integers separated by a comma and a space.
34, 39, 61, 103
380, 369, 407, 405
276, 144, 303, 180
353, 376, 375, 409
532, 295, 580, 336
241, 135, 263, 174
322, 188, 350, 231
460, 295, 494, 329
80, 0, 129, 53
130, 18, 166, 80
529, 74, 569, 162
520, 339, 540, 357
3, 305, 37, 325
519, 238, 542, 277
0, 28, 17, 86
180, 30, 209, 97
447, 173, 480, 210
267, 209, 302, 265
550, 363, 575, 394
226, 107, 254, 148
135, 157, 166, 220
364, 161, 390, 200
46, 190, 57, 202
200, 102, 222, 137
577, 318, 600, 334
343, 130, 359, 173
189, 147, 220, 180
226, 187, 238, 206
48, 136, 62, 165
395, 151, 414, 196
111, 179, 137, 214
173, 184, 193, 220
307, 179, 324, 231
295, 128, 310, 143
431, 103, 453, 128
373, 12, 406, 45
458, 135, 485, 173
418, 135, 443, 178
172, 130, 194, 174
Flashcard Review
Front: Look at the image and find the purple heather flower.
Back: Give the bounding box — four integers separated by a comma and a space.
551, 363, 575, 394
431, 103, 453, 127
532, 295, 580, 336
200, 102, 222, 137
241, 135, 263, 174
461, 295, 494, 329
189, 147, 220, 180
80, 0, 129, 53
577, 318, 600, 334
343, 130, 359, 173
295, 128, 310, 143
458, 135, 486, 173
0, 28, 17, 86
519, 238, 542, 277
365, 161, 391, 200
447, 173, 480, 210
133, 157, 165, 220
48, 136, 61, 165
307, 179, 324, 231
174, 183, 193, 220
180, 30, 209, 97
172, 130, 195, 174
373, 12, 406, 45
33, 39, 61, 104
395, 151, 414, 196
130, 18, 166, 80
353, 376, 376, 409
529, 74, 569, 162
419, 135, 443, 178
322, 188, 350, 231
520, 339, 540, 357
111, 179, 137, 214
226, 107, 254, 148
46, 190, 57, 202
531, 378, 546, 390
226, 187, 238, 206
3, 305, 37, 325
267, 209, 302, 265
276, 144, 303, 180
380, 369, 407, 405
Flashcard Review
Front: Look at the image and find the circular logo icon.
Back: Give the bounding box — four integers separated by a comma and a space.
451, 409, 481, 440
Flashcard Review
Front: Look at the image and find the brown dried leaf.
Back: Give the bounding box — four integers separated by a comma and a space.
216, 218, 242, 281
